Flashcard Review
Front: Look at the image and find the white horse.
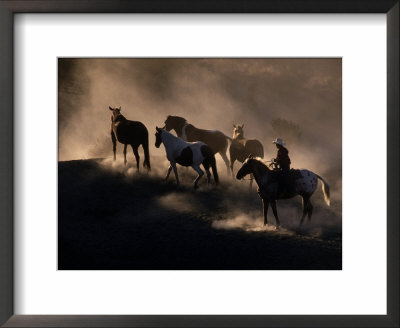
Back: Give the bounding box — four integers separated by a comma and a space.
163, 115, 231, 175
155, 127, 219, 188
236, 155, 330, 229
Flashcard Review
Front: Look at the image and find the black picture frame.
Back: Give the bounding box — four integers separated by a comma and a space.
0, 1, 398, 327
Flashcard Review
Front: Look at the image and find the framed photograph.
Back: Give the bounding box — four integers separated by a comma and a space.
1, 1, 398, 327
57, 57, 342, 271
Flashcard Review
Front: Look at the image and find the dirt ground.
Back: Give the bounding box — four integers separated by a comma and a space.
58, 158, 342, 270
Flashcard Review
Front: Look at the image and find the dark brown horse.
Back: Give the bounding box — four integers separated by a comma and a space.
163, 115, 231, 174
229, 124, 264, 187
109, 106, 150, 171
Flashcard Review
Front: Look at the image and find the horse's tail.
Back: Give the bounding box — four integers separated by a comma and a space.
316, 174, 330, 206
142, 139, 151, 171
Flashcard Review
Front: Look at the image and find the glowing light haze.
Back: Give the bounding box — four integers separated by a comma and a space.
58, 58, 341, 177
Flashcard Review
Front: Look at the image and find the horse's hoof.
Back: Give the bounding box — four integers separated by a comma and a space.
193, 185, 199, 190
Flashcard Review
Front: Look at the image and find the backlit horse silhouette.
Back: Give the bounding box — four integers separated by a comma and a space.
109, 106, 151, 171
229, 124, 264, 188
155, 127, 219, 189
163, 115, 231, 174
236, 156, 330, 229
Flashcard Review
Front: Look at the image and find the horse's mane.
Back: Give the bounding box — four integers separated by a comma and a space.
161, 128, 173, 137
167, 115, 187, 124
161, 128, 180, 140
160, 128, 187, 147
250, 157, 271, 172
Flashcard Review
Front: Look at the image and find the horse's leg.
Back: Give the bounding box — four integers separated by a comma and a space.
202, 163, 211, 185
219, 151, 230, 175
249, 173, 254, 190
111, 131, 117, 161
165, 165, 172, 181
299, 205, 307, 228
298, 194, 310, 230
123, 144, 127, 165
192, 165, 204, 189
132, 146, 140, 171
205, 169, 211, 184
307, 200, 314, 222
171, 162, 180, 186
262, 199, 269, 226
229, 153, 235, 179
270, 199, 280, 229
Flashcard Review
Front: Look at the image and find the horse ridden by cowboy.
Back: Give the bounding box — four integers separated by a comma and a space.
271, 138, 291, 195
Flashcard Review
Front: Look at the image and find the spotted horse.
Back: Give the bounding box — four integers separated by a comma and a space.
236, 155, 330, 230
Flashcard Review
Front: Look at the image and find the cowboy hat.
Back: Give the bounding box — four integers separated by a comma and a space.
272, 138, 286, 146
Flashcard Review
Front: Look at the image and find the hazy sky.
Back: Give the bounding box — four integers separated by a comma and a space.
58, 58, 341, 174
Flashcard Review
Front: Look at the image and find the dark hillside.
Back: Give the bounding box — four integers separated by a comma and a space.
58, 159, 341, 270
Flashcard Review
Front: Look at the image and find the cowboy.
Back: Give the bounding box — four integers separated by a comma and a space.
272, 138, 291, 195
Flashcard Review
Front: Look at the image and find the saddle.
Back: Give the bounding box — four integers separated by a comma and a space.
288, 169, 302, 180
268, 169, 302, 197
270, 168, 302, 182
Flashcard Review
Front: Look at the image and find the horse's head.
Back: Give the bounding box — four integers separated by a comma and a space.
164, 115, 174, 131
109, 106, 122, 121
164, 115, 185, 132
233, 124, 244, 139
236, 154, 254, 180
155, 126, 163, 148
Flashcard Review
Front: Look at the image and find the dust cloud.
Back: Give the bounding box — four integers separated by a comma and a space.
59, 58, 342, 234
58, 58, 341, 173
